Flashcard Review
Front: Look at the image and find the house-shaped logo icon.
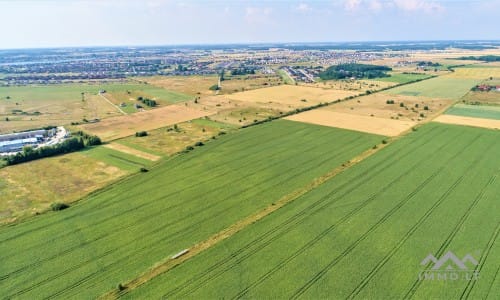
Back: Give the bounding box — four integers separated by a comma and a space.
421, 251, 478, 270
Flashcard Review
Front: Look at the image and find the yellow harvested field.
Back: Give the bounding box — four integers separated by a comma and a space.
141, 76, 218, 96
323, 92, 452, 122
446, 67, 500, 79
304, 80, 396, 91
79, 104, 215, 141
225, 85, 358, 106
285, 110, 416, 136
104, 143, 161, 161
434, 115, 500, 130
0, 153, 126, 224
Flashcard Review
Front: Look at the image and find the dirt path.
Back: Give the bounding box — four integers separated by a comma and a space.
99, 93, 127, 115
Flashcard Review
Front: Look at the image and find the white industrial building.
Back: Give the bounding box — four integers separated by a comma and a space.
0, 129, 55, 154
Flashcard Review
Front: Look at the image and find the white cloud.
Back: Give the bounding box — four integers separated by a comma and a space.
295, 3, 312, 12
392, 0, 444, 13
368, 0, 382, 12
344, 0, 361, 11
343, 0, 444, 14
245, 6, 273, 23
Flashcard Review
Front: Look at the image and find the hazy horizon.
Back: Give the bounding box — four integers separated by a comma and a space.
0, 0, 499, 49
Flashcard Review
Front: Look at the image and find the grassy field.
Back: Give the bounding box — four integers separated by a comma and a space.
445, 104, 500, 120
116, 118, 237, 156
99, 83, 192, 106
78, 104, 213, 141
463, 91, 500, 107
321, 92, 452, 122
225, 85, 358, 107
0, 83, 192, 133
446, 67, 500, 79
0, 151, 127, 223
386, 76, 480, 99
125, 123, 500, 299
142, 74, 284, 96
0, 120, 383, 299
80, 146, 155, 172
277, 69, 296, 85
376, 73, 433, 84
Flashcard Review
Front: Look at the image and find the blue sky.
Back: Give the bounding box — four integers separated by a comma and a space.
0, 0, 498, 49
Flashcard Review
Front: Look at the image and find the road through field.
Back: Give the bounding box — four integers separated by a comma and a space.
99, 93, 127, 115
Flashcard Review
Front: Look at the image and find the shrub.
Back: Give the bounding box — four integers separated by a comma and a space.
386, 100, 395, 104
186, 146, 194, 151
399, 102, 405, 107
140, 167, 148, 173
51, 202, 69, 211
424, 106, 429, 110
420, 113, 425, 118
194, 141, 204, 147
382, 139, 388, 144
135, 131, 148, 137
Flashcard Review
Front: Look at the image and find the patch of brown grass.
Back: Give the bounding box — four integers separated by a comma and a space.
78, 104, 215, 141
323, 92, 452, 122
0, 153, 127, 224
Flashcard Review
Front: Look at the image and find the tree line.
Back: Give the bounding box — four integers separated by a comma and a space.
137, 96, 157, 107
3, 131, 101, 166
319, 63, 392, 80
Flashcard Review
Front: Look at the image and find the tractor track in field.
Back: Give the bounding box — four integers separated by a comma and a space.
1, 133, 363, 281
0, 126, 347, 257
1, 138, 372, 294
404, 167, 497, 299
161, 127, 450, 298
230, 132, 468, 299
289, 141, 479, 300
348, 151, 496, 299
460, 222, 500, 300
484, 263, 500, 299
3, 137, 366, 298
98, 132, 407, 299
0, 125, 323, 243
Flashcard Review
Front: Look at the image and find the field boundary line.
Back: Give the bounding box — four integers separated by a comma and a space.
99, 140, 391, 299
158, 127, 448, 298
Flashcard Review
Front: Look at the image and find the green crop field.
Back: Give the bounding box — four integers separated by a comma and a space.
386, 76, 480, 99
80, 146, 155, 172
0, 120, 382, 299
125, 123, 500, 300
446, 104, 500, 120
376, 73, 433, 84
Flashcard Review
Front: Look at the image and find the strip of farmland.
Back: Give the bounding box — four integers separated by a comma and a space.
0, 120, 382, 299
124, 123, 500, 299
